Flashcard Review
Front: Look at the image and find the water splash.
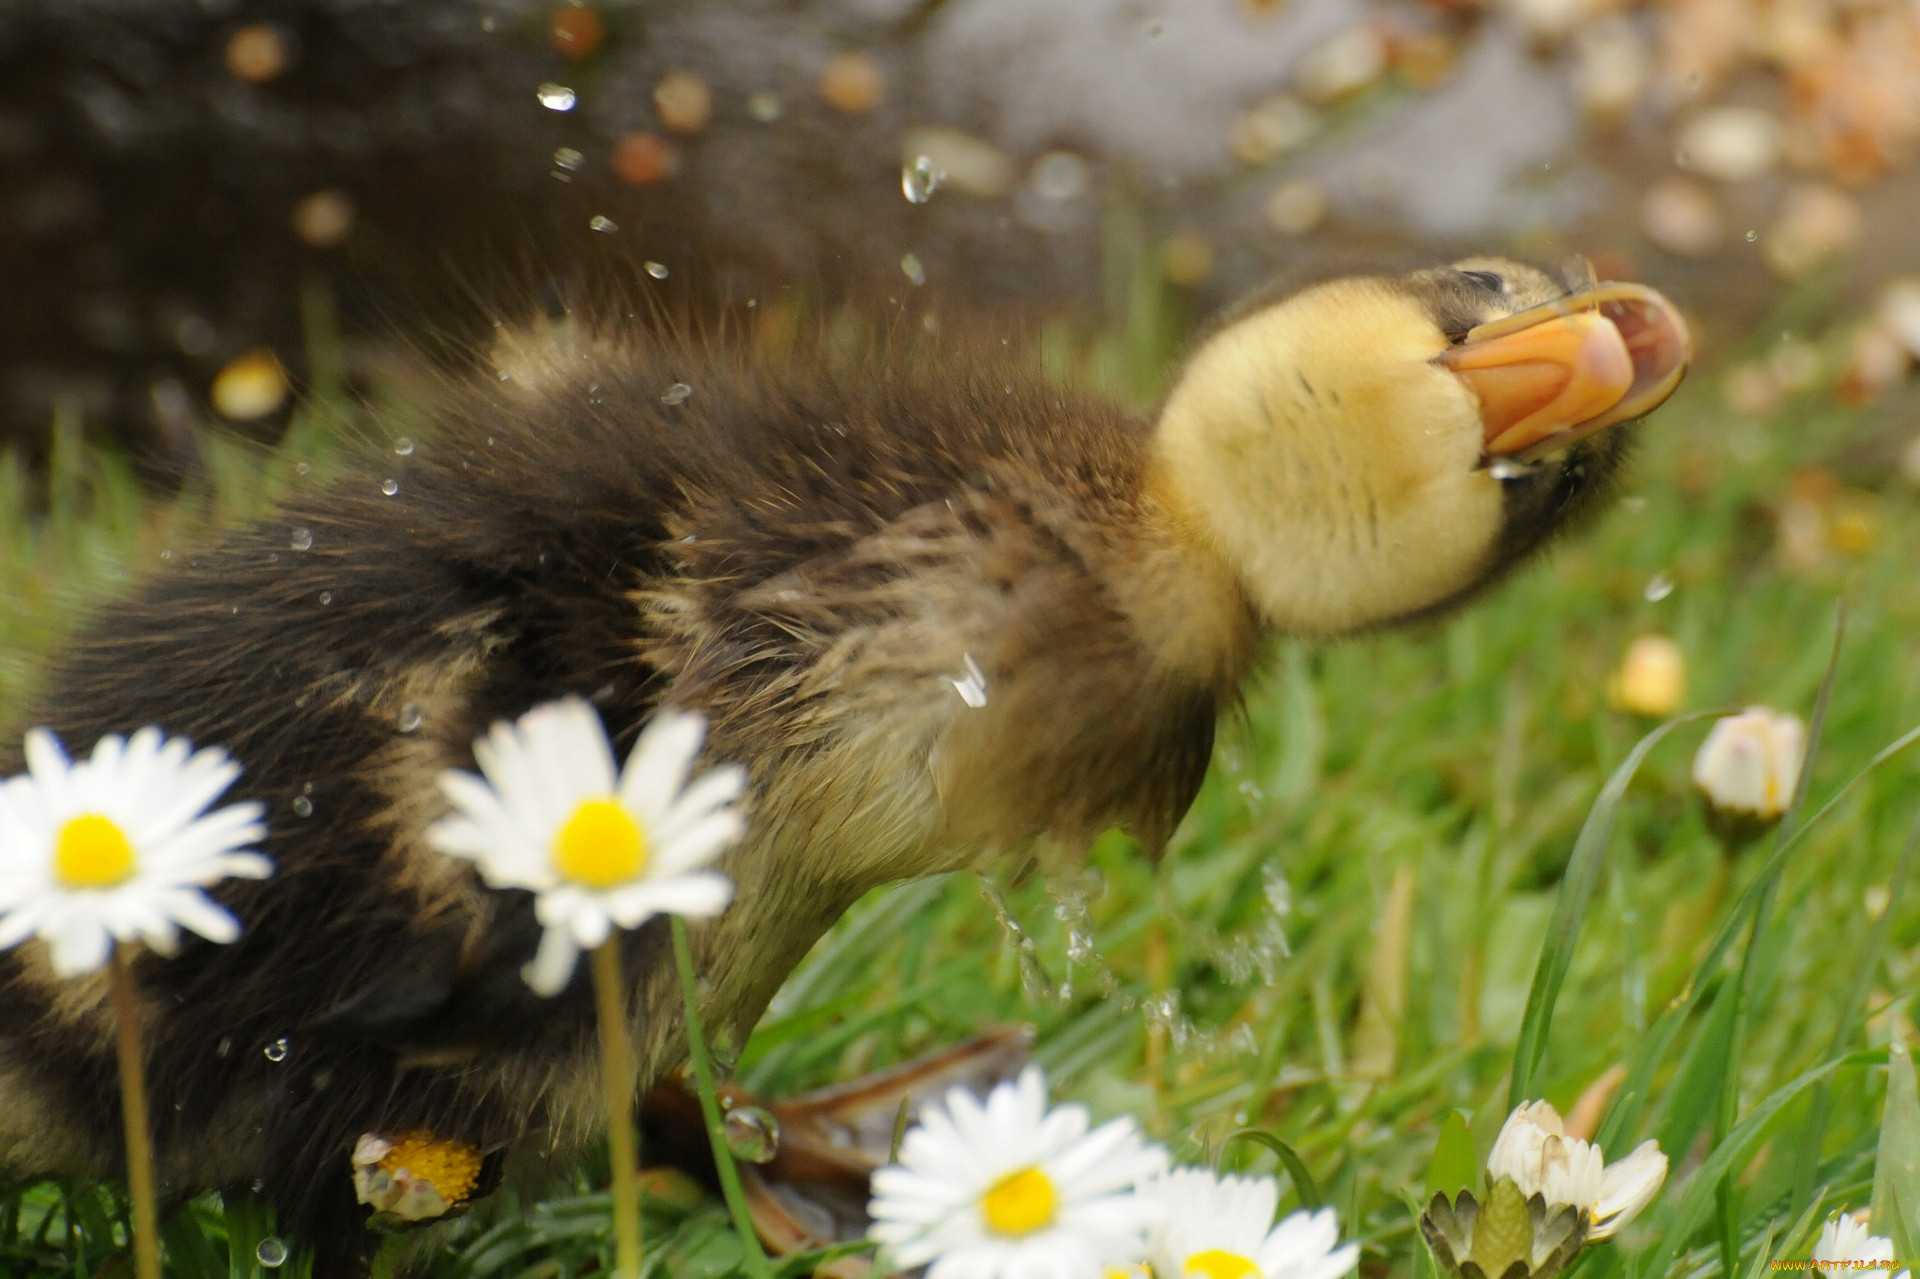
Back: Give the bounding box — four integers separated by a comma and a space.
950, 653, 988, 708
901, 154, 944, 204
977, 879, 1056, 1005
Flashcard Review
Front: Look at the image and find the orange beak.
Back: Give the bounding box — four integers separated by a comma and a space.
1437, 282, 1693, 462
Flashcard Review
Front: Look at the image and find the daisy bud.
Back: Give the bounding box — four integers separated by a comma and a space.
1691, 705, 1805, 845
1607, 636, 1684, 717
1425, 1101, 1666, 1279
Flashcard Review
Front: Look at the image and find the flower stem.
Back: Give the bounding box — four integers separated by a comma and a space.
107, 945, 161, 1279
670, 915, 773, 1279
590, 938, 644, 1279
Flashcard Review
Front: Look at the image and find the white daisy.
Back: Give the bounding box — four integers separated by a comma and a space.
1814, 1211, 1905, 1279
1486, 1101, 1667, 1239
1147, 1166, 1358, 1279
868, 1064, 1169, 1279
0, 726, 271, 977
426, 698, 744, 996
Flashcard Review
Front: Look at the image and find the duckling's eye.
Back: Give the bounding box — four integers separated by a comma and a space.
1460, 270, 1505, 293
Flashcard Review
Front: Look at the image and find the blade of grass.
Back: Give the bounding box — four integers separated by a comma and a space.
1872, 1036, 1920, 1245
1217, 1130, 1323, 1208
1793, 808, 1920, 1215
1510, 711, 1724, 1109
1598, 719, 1920, 1152
1714, 604, 1845, 1273
672, 916, 773, 1279
1640, 1047, 1886, 1279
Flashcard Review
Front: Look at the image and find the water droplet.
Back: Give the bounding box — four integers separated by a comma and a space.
263, 1038, 290, 1062
553, 146, 584, 171
256, 1237, 289, 1268
901, 154, 943, 204
1143, 19, 1164, 35
317, 591, 333, 605
160, 549, 174, 559
589, 215, 619, 234
900, 253, 925, 286
216, 1035, 232, 1059
394, 437, 414, 456
723, 1105, 780, 1163
950, 652, 988, 707
660, 382, 693, 405
295, 460, 310, 476
1030, 151, 1092, 202
1745, 229, 1757, 242
290, 527, 313, 551
380, 478, 400, 496
292, 795, 313, 817
480, 13, 496, 32
397, 703, 425, 733
747, 91, 783, 123
1644, 571, 1675, 602
644, 260, 669, 279
537, 83, 577, 111
977, 880, 1056, 1005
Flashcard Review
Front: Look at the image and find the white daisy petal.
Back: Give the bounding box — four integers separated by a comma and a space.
617, 711, 706, 825
1486, 1101, 1667, 1236
0, 726, 272, 976
426, 700, 747, 995
523, 923, 582, 996
602, 872, 734, 928
649, 764, 748, 847
47, 909, 114, 978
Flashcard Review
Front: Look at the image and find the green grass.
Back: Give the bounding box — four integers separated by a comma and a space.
4, 269, 1920, 1278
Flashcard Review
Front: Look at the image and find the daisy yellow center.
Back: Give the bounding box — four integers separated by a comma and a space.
53, 814, 137, 888
552, 799, 648, 888
378, 1132, 483, 1204
981, 1166, 1057, 1237
1186, 1250, 1262, 1279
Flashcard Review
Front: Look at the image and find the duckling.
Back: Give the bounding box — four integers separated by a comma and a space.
0, 258, 1688, 1271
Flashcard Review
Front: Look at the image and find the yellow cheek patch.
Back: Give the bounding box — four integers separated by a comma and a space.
552, 799, 648, 888
53, 815, 138, 888
981, 1166, 1058, 1237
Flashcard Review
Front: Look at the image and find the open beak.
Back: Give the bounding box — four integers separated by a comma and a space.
1437, 282, 1693, 463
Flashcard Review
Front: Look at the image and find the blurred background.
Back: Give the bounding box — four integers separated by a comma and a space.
4, 0, 1919, 474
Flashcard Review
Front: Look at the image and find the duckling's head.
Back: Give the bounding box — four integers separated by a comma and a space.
1151, 257, 1691, 637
